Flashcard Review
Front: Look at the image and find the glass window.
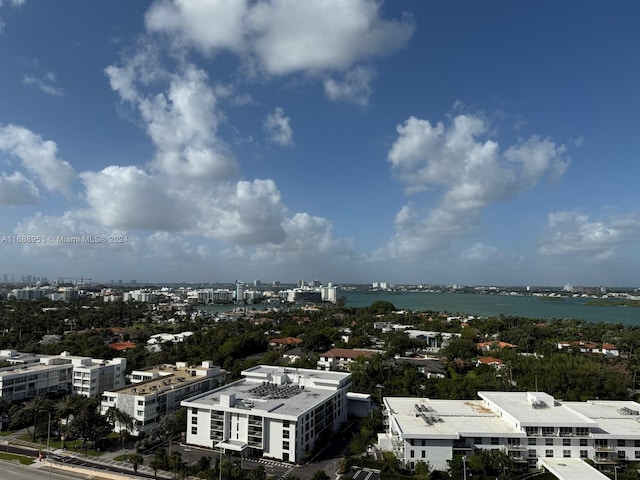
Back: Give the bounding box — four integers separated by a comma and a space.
545, 450, 553, 458
528, 438, 537, 446
191, 427, 197, 435
635, 451, 640, 459
545, 438, 554, 446
563, 450, 571, 458
618, 439, 626, 447
580, 450, 588, 458
580, 439, 588, 446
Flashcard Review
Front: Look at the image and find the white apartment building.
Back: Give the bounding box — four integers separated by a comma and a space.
100, 361, 227, 436
181, 365, 351, 463
379, 391, 640, 472
0, 351, 126, 401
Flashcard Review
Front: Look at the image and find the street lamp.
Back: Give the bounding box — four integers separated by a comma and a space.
462, 455, 467, 480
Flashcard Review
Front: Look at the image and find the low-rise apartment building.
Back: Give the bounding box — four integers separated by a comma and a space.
378, 391, 640, 472
100, 361, 227, 435
0, 351, 126, 401
317, 348, 382, 371
181, 365, 351, 463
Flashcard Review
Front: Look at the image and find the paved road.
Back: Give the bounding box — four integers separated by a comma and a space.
0, 460, 91, 480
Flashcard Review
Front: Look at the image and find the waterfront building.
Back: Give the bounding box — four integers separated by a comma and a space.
378, 391, 640, 472
100, 361, 226, 436
181, 365, 351, 463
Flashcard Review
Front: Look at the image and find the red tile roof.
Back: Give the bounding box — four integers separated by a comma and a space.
109, 341, 136, 351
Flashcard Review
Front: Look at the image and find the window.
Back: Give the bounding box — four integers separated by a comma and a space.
192, 417, 198, 425
491, 437, 499, 445
136, 410, 143, 416
563, 439, 571, 446
580, 450, 588, 459
283, 430, 289, 439
421, 451, 426, 459
580, 439, 588, 447
635, 451, 640, 459
525, 427, 538, 436
576, 428, 589, 436
545, 450, 553, 458
191, 427, 197, 435
618, 451, 626, 459
545, 438, 554, 446
137, 400, 144, 406
542, 427, 554, 436
474, 437, 482, 444
563, 450, 571, 458
410, 450, 415, 458
528, 438, 537, 446
283, 421, 290, 428
283, 441, 289, 450
192, 408, 198, 414
618, 439, 626, 447
636, 440, 640, 448
528, 450, 536, 458
559, 427, 572, 436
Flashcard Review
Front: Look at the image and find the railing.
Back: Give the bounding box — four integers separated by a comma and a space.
593, 445, 616, 452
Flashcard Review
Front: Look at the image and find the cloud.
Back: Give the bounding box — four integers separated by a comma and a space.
263, 107, 293, 146
106, 57, 239, 180
384, 113, 569, 257
80, 166, 191, 231
144, 0, 414, 88
0, 0, 26, 6
0, 124, 76, 196
145, 0, 248, 55
251, 212, 356, 263
0, 171, 39, 205
324, 66, 374, 106
245, 0, 414, 76
539, 210, 640, 259
22, 73, 65, 97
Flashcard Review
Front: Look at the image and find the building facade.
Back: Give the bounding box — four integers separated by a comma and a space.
0, 351, 126, 401
181, 365, 351, 463
100, 361, 227, 435
378, 391, 640, 472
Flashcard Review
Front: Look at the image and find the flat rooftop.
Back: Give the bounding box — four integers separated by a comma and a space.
183, 366, 350, 419
385, 397, 521, 439
108, 364, 222, 397
480, 391, 596, 428
564, 400, 640, 437
539, 458, 610, 480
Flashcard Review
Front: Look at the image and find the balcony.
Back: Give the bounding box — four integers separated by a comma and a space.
593, 445, 616, 452
506, 444, 526, 450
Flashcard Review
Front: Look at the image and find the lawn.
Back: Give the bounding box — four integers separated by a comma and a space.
0, 452, 34, 465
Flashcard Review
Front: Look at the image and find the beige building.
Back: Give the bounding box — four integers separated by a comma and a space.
100, 361, 227, 435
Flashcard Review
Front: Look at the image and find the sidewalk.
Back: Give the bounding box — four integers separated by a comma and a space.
2, 429, 172, 479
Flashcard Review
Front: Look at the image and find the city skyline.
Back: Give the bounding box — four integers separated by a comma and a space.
1, 1, 640, 286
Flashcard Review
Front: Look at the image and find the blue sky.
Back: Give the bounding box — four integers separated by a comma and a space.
0, 0, 639, 287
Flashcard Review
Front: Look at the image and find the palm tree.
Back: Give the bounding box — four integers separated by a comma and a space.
129, 453, 144, 474
106, 407, 134, 449
22, 396, 49, 441
55, 395, 76, 448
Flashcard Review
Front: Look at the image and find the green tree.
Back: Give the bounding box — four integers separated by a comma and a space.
129, 453, 144, 474
310, 470, 330, 480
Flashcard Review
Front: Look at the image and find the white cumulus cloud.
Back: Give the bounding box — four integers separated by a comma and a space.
539, 210, 640, 259
263, 107, 293, 146
324, 66, 374, 106
384, 113, 569, 257
144, 0, 413, 99
0, 171, 39, 204
0, 124, 76, 196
